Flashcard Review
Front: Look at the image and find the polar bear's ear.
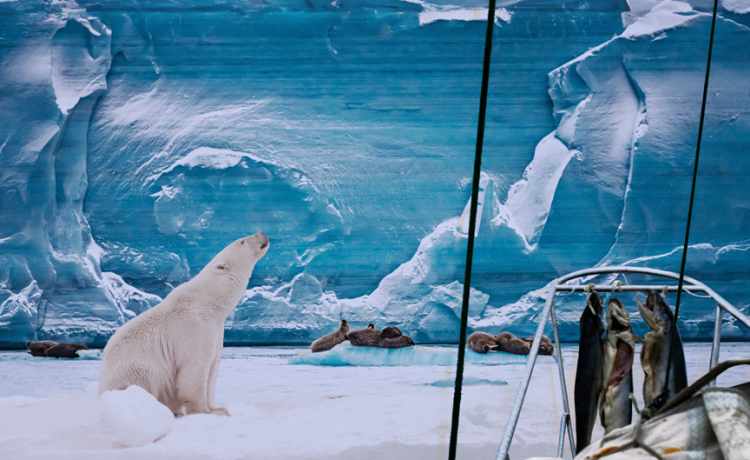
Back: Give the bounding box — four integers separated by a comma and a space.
213, 262, 230, 274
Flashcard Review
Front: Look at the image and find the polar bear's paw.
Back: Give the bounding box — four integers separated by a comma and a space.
209, 406, 230, 416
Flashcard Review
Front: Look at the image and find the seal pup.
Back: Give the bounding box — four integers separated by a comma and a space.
574, 292, 604, 454
378, 329, 414, 348
27, 341, 58, 357
380, 326, 402, 339
347, 325, 414, 348
45, 343, 88, 358
637, 290, 687, 407
311, 320, 349, 353
467, 332, 499, 354
599, 298, 637, 434
494, 332, 531, 355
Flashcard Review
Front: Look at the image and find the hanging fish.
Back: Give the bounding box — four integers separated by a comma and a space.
574, 292, 605, 454
637, 290, 688, 407
599, 298, 637, 434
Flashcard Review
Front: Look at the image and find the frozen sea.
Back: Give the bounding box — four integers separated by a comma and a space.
1, 343, 749, 460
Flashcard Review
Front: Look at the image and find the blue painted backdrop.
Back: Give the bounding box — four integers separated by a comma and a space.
1, 0, 748, 347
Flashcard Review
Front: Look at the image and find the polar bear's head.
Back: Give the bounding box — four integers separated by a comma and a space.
206, 232, 270, 282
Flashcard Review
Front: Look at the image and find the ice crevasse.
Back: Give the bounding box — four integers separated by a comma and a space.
1, 0, 749, 347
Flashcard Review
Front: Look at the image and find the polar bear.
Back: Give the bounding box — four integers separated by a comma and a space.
99, 232, 270, 417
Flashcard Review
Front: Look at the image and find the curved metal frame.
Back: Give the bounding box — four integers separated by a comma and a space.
494, 266, 750, 460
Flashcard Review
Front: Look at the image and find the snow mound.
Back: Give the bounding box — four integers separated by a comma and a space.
288, 342, 554, 366
100, 385, 173, 448
86, 381, 99, 397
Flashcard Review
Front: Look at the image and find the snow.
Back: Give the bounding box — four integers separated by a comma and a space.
492, 133, 576, 252
149, 147, 275, 182
404, 1, 512, 26
622, 1, 701, 39
722, 0, 750, 14
0, 344, 748, 459
2, 0, 750, 348
100, 386, 174, 448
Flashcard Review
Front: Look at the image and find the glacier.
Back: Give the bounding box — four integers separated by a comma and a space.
1, 0, 749, 347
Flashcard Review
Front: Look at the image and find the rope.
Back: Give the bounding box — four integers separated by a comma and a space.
447, 1, 497, 458
647, 0, 719, 414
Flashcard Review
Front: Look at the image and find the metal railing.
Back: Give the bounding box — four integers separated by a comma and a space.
494, 266, 750, 460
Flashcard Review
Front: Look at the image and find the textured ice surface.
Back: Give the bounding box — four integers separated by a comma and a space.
0, 0, 749, 346
100, 386, 174, 448
0, 344, 748, 459
288, 342, 554, 366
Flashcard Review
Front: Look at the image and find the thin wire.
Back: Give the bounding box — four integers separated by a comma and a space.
649, 0, 719, 414
448, 1, 496, 458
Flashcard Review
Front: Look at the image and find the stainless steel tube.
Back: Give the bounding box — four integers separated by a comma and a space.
495, 285, 556, 460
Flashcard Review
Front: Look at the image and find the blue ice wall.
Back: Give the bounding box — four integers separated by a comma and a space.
1, 0, 748, 347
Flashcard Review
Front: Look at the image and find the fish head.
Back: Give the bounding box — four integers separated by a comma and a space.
636, 295, 658, 332
606, 298, 631, 332
650, 290, 675, 329
587, 293, 604, 317
638, 290, 674, 332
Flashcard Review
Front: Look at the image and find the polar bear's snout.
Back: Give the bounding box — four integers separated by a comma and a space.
239, 232, 269, 251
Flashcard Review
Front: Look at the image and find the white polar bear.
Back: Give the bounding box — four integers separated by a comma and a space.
99, 232, 270, 417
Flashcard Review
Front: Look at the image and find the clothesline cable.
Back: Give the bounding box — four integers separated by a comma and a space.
447, 1, 497, 459
648, 0, 719, 414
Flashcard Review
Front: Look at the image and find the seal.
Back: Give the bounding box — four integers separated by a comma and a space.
494, 332, 531, 355
311, 320, 349, 353
380, 326, 403, 339
27, 341, 58, 357
347, 325, 414, 349
467, 332, 499, 354
44, 343, 88, 358
346, 325, 380, 346
377, 331, 414, 348
519, 335, 554, 356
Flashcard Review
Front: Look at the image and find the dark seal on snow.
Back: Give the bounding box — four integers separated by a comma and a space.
44, 343, 88, 358
494, 332, 532, 355
347, 325, 414, 349
311, 320, 350, 353
27, 341, 58, 357
519, 335, 555, 356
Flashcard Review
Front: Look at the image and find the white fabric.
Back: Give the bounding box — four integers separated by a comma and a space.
574, 387, 750, 460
